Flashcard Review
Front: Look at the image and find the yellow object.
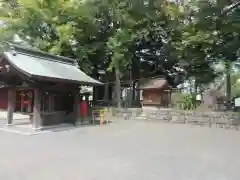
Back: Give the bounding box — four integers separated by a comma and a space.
100, 114, 104, 125
91, 108, 108, 125
99, 109, 107, 125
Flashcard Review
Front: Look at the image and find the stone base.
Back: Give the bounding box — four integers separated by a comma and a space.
32, 127, 43, 131
0, 123, 76, 135
5, 123, 14, 126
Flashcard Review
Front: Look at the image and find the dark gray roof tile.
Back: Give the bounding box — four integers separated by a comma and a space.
3, 44, 102, 85
139, 77, 168, 89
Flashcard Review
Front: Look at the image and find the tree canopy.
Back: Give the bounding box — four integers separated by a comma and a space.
0, 0, 240, 96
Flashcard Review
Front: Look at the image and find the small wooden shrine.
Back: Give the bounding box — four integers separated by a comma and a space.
139, 77, 171, 108
0, 43, 102, 129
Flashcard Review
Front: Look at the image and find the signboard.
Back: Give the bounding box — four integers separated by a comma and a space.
196, 94, 201, 101
235, 97, 240, 107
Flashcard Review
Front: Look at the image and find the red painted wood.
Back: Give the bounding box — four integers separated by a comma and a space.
80, 101, 88, 117
0, 89, 34, 111
0, 88, 8, 110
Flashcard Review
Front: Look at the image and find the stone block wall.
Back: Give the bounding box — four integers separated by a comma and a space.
145, 110, 240, 122
111, 108, 240, 124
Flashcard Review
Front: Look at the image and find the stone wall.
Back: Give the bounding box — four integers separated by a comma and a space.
111, 108, 240, 127
145, 109, 240, 121
110, 108, 143, 117
146, 110, 240, 128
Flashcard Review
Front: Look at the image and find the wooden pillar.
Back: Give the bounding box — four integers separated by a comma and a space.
103, 81, 109, 102
20, 94, 24, 112
7, 89, 15, 125
93, 86, 98, 105
32, 88, 42, 130
48, 94, 52, 112
135, 81, 141, 106
74, 90, 81, 124
169, 90, 172, 108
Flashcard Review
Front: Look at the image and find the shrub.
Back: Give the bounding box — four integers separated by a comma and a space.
177, 93, 197, 110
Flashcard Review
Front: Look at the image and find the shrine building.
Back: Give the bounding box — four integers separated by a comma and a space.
0, 43, 102, 129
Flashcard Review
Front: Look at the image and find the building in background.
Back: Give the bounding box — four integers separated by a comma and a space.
139, 77, 171, 108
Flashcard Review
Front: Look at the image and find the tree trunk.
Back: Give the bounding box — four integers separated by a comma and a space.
225, 62, 231, 106
132, 57, 141, 106
103, 73, 109, 103
93, 86, 97, 105
135, 81, 140, 104
194, 79, 198, 93
92, 66, 98, 105
132, 81, 136, 101
222, 1, 240, 15
103, 82, 109, 102
129, 63, 133, 108
115, 67, 122, 108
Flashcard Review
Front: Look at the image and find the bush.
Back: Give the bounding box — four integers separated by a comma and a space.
177, 93, 197, 110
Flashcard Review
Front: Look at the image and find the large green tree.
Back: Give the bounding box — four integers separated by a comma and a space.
1, 0, 185, 106
4, 0, 240, 108
176, 0, 240, 100
0, 0, 115, 74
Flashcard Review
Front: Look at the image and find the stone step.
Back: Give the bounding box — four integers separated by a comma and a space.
135, 112, 148, 119
135, 116, 147, 120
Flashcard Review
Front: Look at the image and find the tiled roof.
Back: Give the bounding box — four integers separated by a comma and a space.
3, 43, 102, 85
138, 77, 168, 89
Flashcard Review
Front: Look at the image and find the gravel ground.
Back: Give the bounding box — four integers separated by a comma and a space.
0, 120, 240, 180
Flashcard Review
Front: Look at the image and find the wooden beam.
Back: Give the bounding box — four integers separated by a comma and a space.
74, 90, 81, 125
41, 84, 77, 92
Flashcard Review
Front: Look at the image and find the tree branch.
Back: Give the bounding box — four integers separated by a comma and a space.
222, 1, 240, 15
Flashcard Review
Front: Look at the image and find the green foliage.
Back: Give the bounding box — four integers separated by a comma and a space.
231, 73, 240, 98
0, 0, 186, 84
1, 0, 240, 92
107, 28, 134, 75
175, 0, 240, 88
0, 0, 112, 74
177, 93, 197, 110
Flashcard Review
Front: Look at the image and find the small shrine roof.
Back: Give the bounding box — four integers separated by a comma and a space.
3, 43, 102, 85
139, 77, 168, 89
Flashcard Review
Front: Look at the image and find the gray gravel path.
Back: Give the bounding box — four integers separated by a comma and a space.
0, 120, 240, 180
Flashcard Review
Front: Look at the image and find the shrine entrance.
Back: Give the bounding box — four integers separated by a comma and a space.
15, 90, 33, 113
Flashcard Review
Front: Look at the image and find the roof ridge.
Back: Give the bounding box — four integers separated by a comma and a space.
140, 76, 166, 81
8, 43, 77, 65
